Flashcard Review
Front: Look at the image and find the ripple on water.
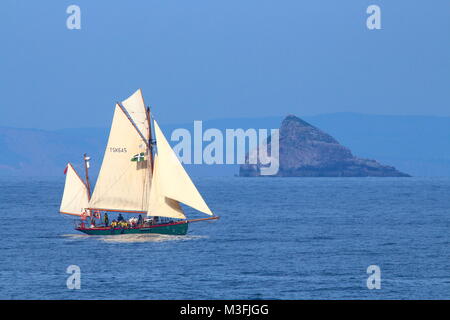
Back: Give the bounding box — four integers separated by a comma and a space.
2, 176, 450, 299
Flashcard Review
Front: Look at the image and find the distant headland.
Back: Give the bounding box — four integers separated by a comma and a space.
240, 115, 410, 177
3, 113, 450, 177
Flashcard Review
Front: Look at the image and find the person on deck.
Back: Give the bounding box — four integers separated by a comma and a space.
117, 213, 124, 222
137, 214, 143, 226
104, 213, 109, 227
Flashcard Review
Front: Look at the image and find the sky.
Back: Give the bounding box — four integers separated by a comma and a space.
0, 0, 449, 130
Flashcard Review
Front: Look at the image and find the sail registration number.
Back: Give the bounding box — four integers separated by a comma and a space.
109, 147, 127, 153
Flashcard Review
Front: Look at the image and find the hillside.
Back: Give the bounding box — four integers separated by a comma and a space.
1, 113, 450, 177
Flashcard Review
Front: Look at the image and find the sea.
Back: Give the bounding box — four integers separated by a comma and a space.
0, 176, 449, 299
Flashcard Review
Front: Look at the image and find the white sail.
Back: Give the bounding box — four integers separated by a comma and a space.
122, 88, 149, 139
147, 155, 186, 219
88, 92, 150, 212
151, 120, 213, 216
60, 163, 89, 216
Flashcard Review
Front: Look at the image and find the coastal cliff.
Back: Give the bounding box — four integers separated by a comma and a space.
240, 115, 410, 177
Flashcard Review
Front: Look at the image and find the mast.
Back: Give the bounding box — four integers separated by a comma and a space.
146, 106, 154, 172
83, 153, 91, 200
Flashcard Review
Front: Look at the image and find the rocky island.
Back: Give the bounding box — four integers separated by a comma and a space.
240, 115, 410, 177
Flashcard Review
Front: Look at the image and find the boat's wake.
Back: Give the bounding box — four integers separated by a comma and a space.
61, 233, 207, 243
61, 234, 90, 240
98, 234, 208, 243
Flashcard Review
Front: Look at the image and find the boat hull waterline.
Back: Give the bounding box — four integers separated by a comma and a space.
76, 221, 189, 236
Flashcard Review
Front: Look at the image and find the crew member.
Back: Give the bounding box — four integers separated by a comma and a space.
104, 212, 109, 226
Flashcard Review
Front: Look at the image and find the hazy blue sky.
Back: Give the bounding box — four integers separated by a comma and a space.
1, 0, 449, 129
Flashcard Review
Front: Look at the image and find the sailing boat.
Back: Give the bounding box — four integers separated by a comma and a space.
59, 89, 218, 235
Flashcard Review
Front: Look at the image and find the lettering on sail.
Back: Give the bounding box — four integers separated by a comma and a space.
109, 147, 128, 153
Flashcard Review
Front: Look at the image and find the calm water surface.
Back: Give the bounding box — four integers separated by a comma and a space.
0, 176, 449, 299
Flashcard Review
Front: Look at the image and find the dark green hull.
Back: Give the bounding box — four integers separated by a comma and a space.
76, 221, 188, 236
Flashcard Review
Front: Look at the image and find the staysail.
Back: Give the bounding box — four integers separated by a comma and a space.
60, 163, 89, 216
88, 90, 151, 212
147, 120, 213, 216
147, 154, 186, 219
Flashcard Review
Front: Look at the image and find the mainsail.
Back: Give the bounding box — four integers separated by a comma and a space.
147, 120, 213, 216
88, 89, 151, 212
60, 163, 89, 216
